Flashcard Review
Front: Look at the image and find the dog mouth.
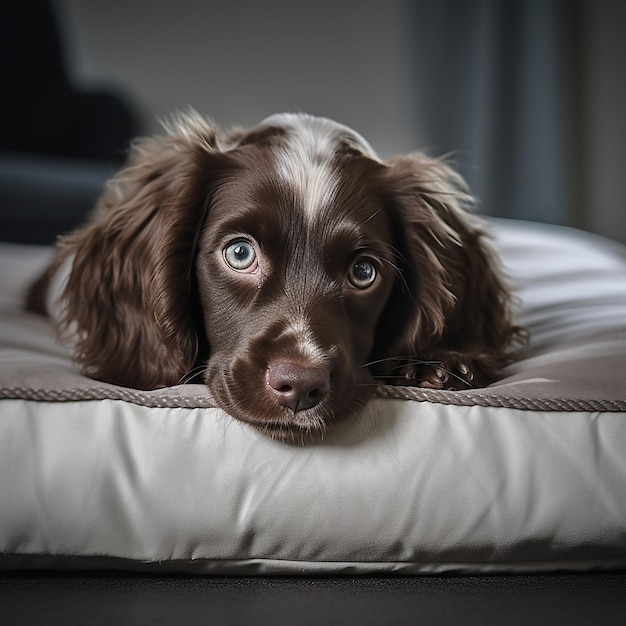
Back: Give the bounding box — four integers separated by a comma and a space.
204, 355, 373, 443
256, 418, 327, 444
235, 403, 332, 443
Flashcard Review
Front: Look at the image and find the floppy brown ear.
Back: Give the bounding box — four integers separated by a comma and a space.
54, 111, 230, 389
371, 153, 523, 389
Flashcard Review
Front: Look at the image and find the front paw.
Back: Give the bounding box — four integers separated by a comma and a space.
416, 365, 448, 389
436, 356, 476, 389
401, 356, 475, 390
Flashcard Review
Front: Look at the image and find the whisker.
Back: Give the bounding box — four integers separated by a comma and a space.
361, 356, 442, 369
360, 356, 474, 389
385, 242, 410, 268
345, 396, 368, 420
379, 257, 411, 295
364, 207, 384, 224
437, 367, 474, 388
176, 365, 206, 385
354, 381, 383, 390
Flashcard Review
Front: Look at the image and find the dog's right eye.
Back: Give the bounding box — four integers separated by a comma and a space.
223, 240, 257, 271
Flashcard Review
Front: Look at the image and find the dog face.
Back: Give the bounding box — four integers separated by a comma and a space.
195, 119, 396, 437
54, 111, 521, 442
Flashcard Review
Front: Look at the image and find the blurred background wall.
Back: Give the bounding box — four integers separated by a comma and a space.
5, 0, 626, 244
56, 0, 417, 157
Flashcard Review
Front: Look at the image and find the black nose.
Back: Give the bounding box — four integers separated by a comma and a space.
266, 360, 330, 412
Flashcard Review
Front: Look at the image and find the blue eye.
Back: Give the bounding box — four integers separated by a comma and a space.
348, 258, 377, 289
223, 240, 257, 271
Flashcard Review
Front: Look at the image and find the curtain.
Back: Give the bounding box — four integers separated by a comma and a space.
408, 0, 583, 228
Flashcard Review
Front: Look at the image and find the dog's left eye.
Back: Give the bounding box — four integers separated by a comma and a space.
348, 258, 377, 289
223, 240, 257, 271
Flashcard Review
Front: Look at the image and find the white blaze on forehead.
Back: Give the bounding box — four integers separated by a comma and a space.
259, 113, 379, 220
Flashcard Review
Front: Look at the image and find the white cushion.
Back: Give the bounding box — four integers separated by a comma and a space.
1, 219, 625, 574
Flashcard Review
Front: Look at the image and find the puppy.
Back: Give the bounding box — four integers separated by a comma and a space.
36, 111, 522, 441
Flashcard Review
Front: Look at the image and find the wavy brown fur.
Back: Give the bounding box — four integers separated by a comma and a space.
35, 111, 524, 440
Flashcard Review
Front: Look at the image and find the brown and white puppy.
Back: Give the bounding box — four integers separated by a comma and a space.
41, 111, 521, 441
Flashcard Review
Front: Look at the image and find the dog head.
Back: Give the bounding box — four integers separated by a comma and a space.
56, 111, 520, 441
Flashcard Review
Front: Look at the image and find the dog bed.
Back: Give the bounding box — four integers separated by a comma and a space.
1, 218, 625, 574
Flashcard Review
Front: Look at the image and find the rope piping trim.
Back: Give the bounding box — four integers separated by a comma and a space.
1, 385, 625, 412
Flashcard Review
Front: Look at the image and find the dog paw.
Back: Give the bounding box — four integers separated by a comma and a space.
416, 366, 448, 389
402, 356, 475, 390
439, 356, 475, 390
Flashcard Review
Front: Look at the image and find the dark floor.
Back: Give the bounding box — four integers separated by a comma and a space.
1, 572, 626, 626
